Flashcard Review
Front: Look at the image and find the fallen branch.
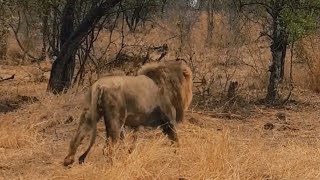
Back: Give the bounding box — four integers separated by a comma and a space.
0, 74, 15, 83
187, 110, 245, 120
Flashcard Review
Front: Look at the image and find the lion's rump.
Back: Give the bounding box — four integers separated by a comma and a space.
93, 75, 163, 127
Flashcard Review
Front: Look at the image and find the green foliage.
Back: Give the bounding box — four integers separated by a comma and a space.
281, 0, 320, 41
241, 0, 320, 42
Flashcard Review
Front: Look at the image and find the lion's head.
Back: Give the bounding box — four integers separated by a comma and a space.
137, 60, 193, 121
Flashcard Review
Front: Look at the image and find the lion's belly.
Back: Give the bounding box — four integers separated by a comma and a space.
125, 107, 163, 128
97, 75, 165, 128
125, 114, 148, 127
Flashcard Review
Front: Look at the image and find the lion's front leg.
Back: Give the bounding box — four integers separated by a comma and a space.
161, 121, 178, 142
159, 103, 179, 143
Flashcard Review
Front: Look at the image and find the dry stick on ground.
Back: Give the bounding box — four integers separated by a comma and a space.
0, 74, 15, 83
187, 110, 244, 120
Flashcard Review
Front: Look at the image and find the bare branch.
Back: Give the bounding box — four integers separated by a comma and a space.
8, 11, 41, 61
239, 0, 273, 16
0, 74, 15, 83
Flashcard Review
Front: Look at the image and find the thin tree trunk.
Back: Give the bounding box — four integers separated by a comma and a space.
266, 2, 287, 104
0, 3, 9, 60
47, 0, 122, 93
206, 0, 214, 46
51, 8, 59, 56
280, 37, 287, 79
41, 3, 50, 61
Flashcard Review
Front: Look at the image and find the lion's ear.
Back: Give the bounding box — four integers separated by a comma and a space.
183, 69, 191, 77
159, 86, 165, 95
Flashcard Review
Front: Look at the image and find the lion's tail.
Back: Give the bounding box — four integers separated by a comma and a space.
90, 85, 104, 122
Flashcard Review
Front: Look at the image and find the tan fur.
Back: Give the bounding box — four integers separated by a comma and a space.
100, 70, 126, 78
63, 60, 193, 166
137, 60, 193, 121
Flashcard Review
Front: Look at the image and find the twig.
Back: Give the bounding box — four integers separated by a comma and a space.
8, 11, 41, 61
187, 110, 244, 120
282, 40, 295, 105
0, 74, 15, 83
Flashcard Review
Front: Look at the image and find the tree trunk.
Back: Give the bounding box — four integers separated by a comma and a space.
49, 8, 59, 57
0, 25, 9, 60
280, 38, 287, 79
206, 0, 214, 46
60, 0, 76, 47
47, 0, 122, 93
59, 0, 76, 91
41, 2, 50, 61
0, 3, 9, 60
266, 2, 287, 105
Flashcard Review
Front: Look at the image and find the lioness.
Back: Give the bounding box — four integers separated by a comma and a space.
63, 60, 193, 166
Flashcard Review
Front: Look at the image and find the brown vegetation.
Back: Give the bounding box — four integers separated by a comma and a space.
1, 77, 320, 179
1, 4, 320, 179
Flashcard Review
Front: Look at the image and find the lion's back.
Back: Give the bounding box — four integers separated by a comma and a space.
94, 75, 161, 114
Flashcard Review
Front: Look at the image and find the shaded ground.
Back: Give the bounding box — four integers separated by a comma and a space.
0, 95, 38, 113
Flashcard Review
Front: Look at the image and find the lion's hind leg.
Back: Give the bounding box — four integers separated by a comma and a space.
103, 115, 126, 160
78, 121, 97, 164
64, 110, 94, 166
101, 92, 126, 159
103, 109, 125, 142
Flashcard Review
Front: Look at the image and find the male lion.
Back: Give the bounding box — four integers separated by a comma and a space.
63, 60, 193, 166
99, 70, 126, 78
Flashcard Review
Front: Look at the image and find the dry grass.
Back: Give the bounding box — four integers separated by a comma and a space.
1, 69, 320, 179
2, 11, 320, 180
296, 36, 320, 93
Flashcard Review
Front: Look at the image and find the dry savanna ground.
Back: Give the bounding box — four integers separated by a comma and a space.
2, 11, 320, 180
1, 63, 320, 180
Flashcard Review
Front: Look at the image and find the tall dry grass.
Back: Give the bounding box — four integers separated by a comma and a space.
2, 10, 320, 180
1, 86, 320, 179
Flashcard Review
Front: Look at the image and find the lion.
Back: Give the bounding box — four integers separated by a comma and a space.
99, 70, 126, 78
63, 60, 193, 166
